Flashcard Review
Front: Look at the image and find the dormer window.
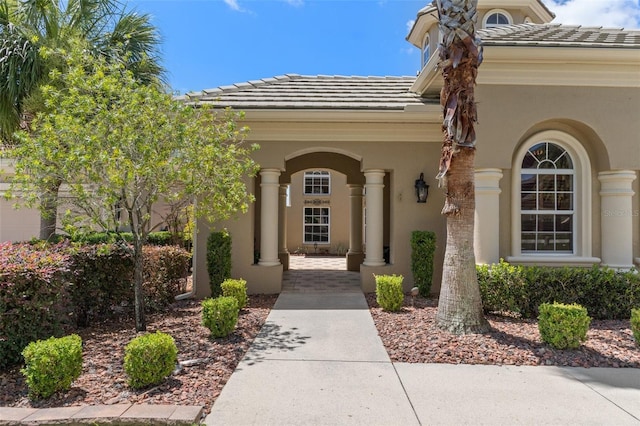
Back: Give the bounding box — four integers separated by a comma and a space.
422, 34, 431, 67
484, 10, 512, 28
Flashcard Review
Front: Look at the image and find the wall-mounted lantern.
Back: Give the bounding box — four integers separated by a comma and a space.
414, 173, 429, 203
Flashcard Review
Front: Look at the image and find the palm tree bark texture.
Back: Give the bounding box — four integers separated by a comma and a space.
435, 0, 490, 334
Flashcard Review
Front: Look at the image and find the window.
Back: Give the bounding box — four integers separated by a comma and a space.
510, 130, 594, 262
520, 142, 574, 253
484, 10, 511, 28
422, 34, 431, 67
304, 171, 330, 195
304, 207, 330, 243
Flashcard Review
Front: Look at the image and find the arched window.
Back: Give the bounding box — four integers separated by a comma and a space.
484, 10, 511, 28
520, 142, 574, 253
422, 34, 431, 67
510, 131, 594, 262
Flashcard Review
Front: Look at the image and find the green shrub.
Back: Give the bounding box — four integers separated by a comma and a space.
477, 261, 640, 320
221, 278, 248, 309
143, 245, 192, 311
631, 308, 640, 346
375, 274, 404, 312
202, 296, 239, 338
64, 231, 183, 247
538, 302, 591, 349
124, 331, 178, 389
21, 335, 82, 399
0, 243, 71, 369
477, 260, 529, 316
207, 231, 232, 297
67, 243, 134, 327
410, 231, 436, 297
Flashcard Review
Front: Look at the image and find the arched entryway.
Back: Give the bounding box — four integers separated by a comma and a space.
253, 149, 391, 277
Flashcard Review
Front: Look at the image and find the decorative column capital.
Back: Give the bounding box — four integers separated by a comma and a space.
260, 168, 281, 185
598, 170, 636, 197
475, 168, 503, 196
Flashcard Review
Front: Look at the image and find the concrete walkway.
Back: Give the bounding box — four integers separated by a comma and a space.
205, 256, 640, 425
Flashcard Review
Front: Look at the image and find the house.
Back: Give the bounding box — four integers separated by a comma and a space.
2, 0, 639, 297
185, 0, 639, 297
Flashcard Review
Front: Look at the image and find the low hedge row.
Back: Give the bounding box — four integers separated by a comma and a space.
477, 260, 640, 320
1, 242, 191, 369
43, 231, 190, 248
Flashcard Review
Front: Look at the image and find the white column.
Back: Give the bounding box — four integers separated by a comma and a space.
259, 169, 281, 266
599, 170, 636, 269
474, 168, 503, 264
348, 184, 364, 255
278, 184, 288, 255
364, 170, 386, 266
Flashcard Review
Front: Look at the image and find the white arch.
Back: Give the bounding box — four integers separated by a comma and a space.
510, 130, 595, 263
483, 9, 513, 28
284, 147, 362, 162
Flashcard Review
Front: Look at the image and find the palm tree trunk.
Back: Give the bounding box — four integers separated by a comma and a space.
435, 0, 490, 334
437, 148, 489, 333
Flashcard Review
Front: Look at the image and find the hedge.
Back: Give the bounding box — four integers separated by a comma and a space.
1, 242, 191, 369
410, 231, 436, 297
0, 243, 71, 369
477, 260, 640, 320
207, 231, 232, 297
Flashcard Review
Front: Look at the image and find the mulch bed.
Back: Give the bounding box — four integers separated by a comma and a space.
2, 292, 638, 416
0, 295, 277, 414
367, 294, 640, 368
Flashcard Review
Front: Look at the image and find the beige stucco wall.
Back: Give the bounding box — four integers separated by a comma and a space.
476, 84, 640, 264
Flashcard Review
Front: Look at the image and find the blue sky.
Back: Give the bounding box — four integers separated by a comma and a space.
127, 0, 640, 94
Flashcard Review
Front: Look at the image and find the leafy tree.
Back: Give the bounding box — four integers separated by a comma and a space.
0, 0, 164, 239
6, 45, 259, 331
434, 0, 490, 334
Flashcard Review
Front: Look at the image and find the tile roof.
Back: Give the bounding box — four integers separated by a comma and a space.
182, 75, 434, 110
479, 24, 640, 48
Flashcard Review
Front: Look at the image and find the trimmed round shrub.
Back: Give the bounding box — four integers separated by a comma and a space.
222, 278, 248, 309
202, 296, 239, 338
631, 308, 640, 346
124, 331, 178, 389
21, 334, 83, 399
375, 274, 404, 312
538, 302, 591, 349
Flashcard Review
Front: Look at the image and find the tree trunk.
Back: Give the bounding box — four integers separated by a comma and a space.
436, 148, 489, 334
39, 181, 61, 240
133, 236, 146, 332
435, 0, 490, 334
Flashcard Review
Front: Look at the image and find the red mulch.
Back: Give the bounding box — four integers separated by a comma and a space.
367, 294, 640, 368
0, 295, 277, 414
3, 292, 638, 416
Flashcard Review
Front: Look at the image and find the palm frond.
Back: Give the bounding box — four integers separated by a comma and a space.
99, 11, 166, 84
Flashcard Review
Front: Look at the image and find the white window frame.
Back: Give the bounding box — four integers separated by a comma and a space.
303, 207, 330, 244
303, 170, 331, 195
520, 142, 575, 253
422, 33, 431, 67
509, 130, 594, 264
483, 9, 512, 28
